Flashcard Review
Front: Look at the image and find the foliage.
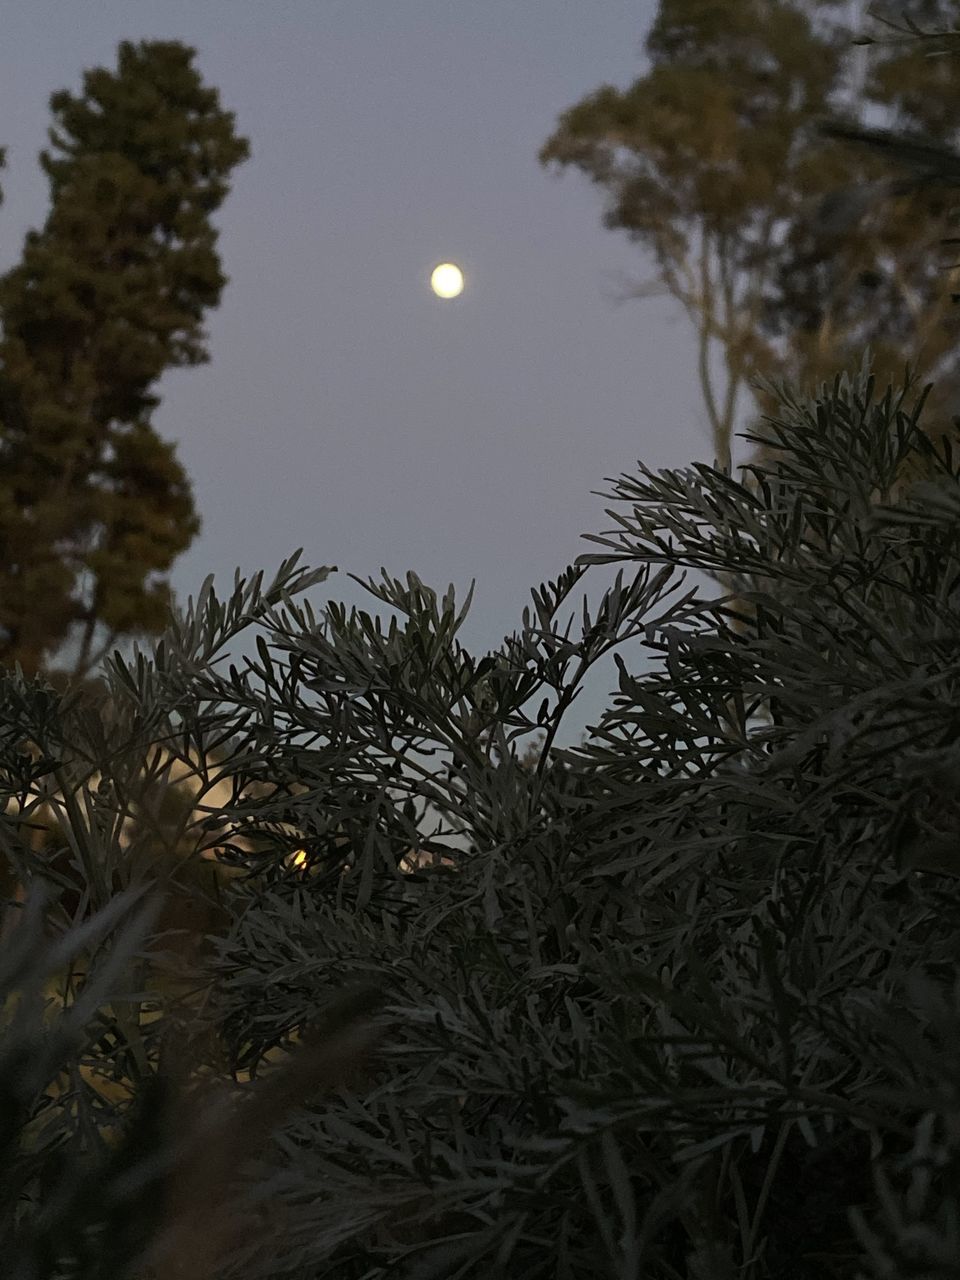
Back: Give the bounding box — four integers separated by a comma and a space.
5, 11, 960, 1280
813, 5, 960, 299
0, 884, 382, 1280
0, 559, 382, 1279
540, 0, 960, 470
0, 40, 249, 680
2, 363, 960, 1276
0, 887, 173, 1280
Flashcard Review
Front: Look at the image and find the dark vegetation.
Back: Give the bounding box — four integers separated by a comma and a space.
0, 40, 248, 681
4, 6, 960, 1279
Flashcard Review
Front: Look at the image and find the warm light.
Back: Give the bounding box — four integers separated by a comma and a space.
430, 262, 464, 299
288, 848, 309, 871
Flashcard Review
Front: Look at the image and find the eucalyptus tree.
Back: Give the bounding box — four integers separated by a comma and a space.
540, 0, 960, 471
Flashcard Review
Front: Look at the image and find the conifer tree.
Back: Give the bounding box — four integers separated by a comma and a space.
0, 40, 249, 679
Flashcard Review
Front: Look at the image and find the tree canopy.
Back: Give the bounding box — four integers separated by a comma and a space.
540, 0, 960, 471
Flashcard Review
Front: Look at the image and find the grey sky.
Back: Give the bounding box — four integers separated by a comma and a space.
1, 1, 720, 742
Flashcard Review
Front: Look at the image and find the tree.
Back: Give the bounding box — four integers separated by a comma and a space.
539, 0, 960, 471
0, 40, 249, 680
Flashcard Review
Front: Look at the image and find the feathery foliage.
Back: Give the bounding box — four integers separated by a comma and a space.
3, 361, 960, 1276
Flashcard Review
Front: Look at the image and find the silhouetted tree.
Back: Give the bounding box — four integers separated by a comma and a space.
0, 40, 249, 679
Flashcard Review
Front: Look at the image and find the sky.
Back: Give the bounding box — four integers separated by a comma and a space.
0, 0, 722, 743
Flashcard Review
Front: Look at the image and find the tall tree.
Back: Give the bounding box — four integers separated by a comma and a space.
540, 0, 960, 471
0, 40, 249, 680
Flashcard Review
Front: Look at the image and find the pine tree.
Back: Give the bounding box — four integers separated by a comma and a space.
0, 40, 249, 679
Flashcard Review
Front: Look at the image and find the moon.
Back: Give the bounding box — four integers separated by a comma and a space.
430, 262, 464, 299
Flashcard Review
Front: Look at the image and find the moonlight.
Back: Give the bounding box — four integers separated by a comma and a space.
430, 262, 464, 299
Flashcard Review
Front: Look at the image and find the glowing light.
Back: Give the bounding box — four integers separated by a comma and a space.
430, 262, 464, 299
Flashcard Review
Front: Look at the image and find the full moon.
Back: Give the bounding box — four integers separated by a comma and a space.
430, 262, 464, 299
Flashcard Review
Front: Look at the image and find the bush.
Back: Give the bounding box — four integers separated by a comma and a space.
3, 361, 960, 1278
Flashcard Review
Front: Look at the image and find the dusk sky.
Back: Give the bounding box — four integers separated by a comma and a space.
1, 1, 724, 742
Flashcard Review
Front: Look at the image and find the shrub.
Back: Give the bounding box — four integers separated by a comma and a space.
3, 361, 960, 1277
